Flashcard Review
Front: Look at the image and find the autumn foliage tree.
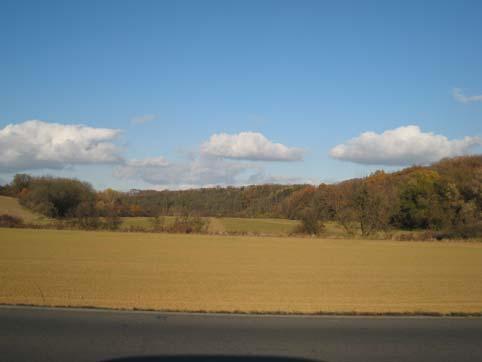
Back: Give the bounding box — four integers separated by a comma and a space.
4, 155, 482, 238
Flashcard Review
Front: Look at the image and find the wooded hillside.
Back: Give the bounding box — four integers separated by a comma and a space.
1, 155, 481, 237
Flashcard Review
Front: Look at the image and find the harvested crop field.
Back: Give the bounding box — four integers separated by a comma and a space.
1, 228, 482, 314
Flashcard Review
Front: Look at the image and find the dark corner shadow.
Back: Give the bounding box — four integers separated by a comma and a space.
99, 355, 326, 362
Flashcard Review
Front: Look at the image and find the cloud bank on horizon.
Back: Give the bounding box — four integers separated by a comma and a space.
330, 125, 481, 166
0, 120, 307, 188
114, 155, 265, 190
116, 131, 305, 188
0, 120, 480, 188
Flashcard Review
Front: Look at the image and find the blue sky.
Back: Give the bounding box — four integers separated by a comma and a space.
1, 0, 481, 190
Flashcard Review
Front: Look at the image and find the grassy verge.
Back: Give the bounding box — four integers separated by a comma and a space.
1, 303, 481, 317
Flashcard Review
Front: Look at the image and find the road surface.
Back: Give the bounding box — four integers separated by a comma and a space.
1, 306, 481, 362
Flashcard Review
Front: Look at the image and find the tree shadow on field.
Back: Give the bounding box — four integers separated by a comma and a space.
99, 355, 326, 362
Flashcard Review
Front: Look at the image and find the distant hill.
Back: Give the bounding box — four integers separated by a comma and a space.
0, 195, 49, 224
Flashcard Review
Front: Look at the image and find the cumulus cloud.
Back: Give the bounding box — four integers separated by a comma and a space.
0, 120, 123, 171
131, 114, 158, 124
115, 131, 308, 188
0, 122, 307, 188
453, 88, 482, 104
330, 125, 481, 166
200, 132, 303, 161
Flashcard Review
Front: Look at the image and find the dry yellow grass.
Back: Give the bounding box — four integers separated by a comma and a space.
0, 196, 50, 224
213, 217, 298, 235
207, 217, 226, 233
1, 228, 482, 314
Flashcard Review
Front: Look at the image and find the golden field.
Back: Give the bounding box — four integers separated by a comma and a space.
1, 228, 482, 314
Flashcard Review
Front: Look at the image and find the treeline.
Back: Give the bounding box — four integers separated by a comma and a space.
119, 184, 307, 218
2, 174, 123, 230
1, 155, 481, 237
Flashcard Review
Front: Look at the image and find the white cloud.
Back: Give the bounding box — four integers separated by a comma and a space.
453, 88, 482, 104
115, 131, 308, 188
200, 132, 304, 161
0, 120, 123, 171
115, 155, 312, 189
330, 125, 481, 166
246, 171, 315, 185
125, 156, 169, 167
131, 114, 158, 124
0, 122, 307, 188
115, 155, 262, 189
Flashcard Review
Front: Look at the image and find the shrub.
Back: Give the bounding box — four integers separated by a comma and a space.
150, 215, 165, 232
126, 225, 148, 232
17, 176, 96, 218
436, 222, 482, 239
73, 216, 103, 230
104, 215, 122, 230
295, 209, 324, 235
0, 214, 24, 228
167, 215, 207, 234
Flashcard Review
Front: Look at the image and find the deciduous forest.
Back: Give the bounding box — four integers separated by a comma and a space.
1, 155, 481, 238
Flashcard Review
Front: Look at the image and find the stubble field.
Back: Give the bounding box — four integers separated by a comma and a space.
1, 228, 481, 314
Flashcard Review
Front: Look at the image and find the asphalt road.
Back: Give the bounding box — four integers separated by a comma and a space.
1, 306, 482, 362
